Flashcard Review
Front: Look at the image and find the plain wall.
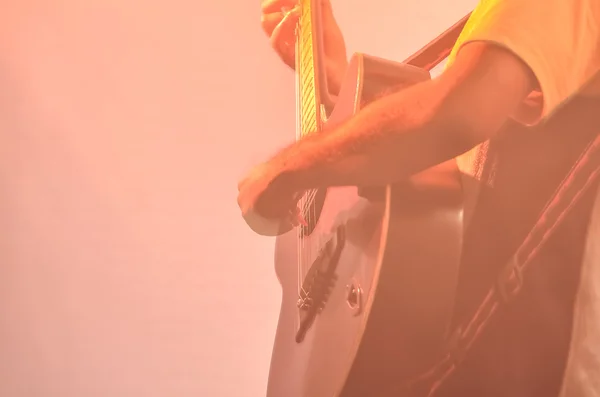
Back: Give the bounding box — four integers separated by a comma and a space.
0, 0, 474, 396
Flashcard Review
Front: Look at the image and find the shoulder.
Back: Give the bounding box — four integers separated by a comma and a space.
435, 42, 534, 144
445, 0, 600, 125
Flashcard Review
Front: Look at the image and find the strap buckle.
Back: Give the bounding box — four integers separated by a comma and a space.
447, 326, 467, 365
495, 257, 523, 303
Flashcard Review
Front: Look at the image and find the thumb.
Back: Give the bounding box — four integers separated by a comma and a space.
269, 7, 300, 67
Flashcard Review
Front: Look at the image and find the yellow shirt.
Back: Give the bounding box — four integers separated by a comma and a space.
448, 0, 600, 125
448, 3, 600, 396
450, 0, 600, 225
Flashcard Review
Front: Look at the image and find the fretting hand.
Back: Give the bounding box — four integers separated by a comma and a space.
260, 0, 349, 94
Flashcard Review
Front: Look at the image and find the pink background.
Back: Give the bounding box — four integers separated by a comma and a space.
0, 0, 474, 396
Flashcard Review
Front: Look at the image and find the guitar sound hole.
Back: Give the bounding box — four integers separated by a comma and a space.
301, 188, 327, 236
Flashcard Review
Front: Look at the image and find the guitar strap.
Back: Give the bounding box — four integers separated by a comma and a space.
402, 13, 470, 69
400, 12, 600, 397
408, 132, 600, 396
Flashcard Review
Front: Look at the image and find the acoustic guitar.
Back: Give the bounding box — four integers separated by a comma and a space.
243, 3, 470, 396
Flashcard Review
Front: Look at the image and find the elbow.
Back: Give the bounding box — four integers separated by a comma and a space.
431, 90, 514, 156
429, 44, 535, 151
434, 113, 492, 156
423, 109, 488, 163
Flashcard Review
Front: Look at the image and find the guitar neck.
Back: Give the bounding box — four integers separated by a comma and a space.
294, 6, 472, 141
295, 0, 331, 140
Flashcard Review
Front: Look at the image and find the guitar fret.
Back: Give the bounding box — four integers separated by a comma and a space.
296, 0, 322, 139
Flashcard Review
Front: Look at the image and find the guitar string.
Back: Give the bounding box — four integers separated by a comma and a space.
295, 0, 323, 308
296, 25, 313, 302
295, 43, 305, 302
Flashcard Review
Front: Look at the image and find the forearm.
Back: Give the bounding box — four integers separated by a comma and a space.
265, 43, 534, 195
274, 78, 479, 190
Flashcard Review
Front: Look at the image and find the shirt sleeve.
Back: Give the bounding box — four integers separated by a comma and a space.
447, 0, 600, 125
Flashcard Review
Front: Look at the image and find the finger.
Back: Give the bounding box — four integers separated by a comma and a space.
270, 8, 299, 66
269, 6, 299, 42
261, 12, 284, 36
261, 0, 297, 14
293, 190, 305, 201
289, 206, 307, 227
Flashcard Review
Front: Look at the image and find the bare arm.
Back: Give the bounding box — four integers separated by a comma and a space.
271, 43, 536, 189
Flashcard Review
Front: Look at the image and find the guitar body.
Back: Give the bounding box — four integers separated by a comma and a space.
264, 54, 464, 397
241, 2, 470, 395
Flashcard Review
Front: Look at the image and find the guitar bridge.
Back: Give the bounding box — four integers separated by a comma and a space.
295, 225, 346, 343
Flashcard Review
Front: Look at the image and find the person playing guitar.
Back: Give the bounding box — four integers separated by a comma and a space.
238, 0, 600, 395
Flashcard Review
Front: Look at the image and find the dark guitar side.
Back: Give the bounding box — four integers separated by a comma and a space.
267, 54, 464, 397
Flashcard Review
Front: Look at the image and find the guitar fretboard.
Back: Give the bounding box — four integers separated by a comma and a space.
296, 0, 323, 140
